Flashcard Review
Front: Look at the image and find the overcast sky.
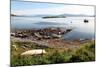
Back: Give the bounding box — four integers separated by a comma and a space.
11, 1, 95, 16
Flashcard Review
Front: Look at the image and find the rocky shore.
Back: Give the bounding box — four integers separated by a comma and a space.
11, 27, 93, 49
11, 27, 95, 66
11, 27, 72, 40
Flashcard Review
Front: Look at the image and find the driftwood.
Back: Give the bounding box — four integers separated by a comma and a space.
21, 49, 46, 55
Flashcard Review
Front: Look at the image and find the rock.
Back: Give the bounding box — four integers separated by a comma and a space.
12, 45, 18, 50
52, 34, 62, 38
11, 33, 15, 36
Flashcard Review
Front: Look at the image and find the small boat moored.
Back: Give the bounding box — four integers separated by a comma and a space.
84, 19, 89, 23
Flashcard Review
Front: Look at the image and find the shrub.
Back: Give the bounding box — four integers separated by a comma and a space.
70, 41, 95, 62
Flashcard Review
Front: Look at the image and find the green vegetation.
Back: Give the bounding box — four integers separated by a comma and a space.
11, 40, 95, 67
70, 41, 95, 62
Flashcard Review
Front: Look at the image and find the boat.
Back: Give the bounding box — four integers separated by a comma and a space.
84, 19, 89, 23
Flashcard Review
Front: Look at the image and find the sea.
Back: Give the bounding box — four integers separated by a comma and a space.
11, 16, 95, 40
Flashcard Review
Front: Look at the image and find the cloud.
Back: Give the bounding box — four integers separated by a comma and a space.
11, 4, 95, 16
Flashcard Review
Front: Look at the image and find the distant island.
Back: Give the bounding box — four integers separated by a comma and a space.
42, 15, 66, 18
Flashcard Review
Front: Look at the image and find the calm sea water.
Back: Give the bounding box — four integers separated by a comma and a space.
11, 16, 95, 40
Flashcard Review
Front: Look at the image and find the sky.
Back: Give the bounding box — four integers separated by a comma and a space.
11, 0, 95, 16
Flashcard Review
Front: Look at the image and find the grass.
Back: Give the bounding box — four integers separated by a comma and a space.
11, 40, 95, 67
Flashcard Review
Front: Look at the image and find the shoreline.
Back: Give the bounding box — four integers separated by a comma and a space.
11, 27, 94, 49
11, 36, 94, 49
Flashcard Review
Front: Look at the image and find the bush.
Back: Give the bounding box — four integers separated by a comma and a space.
70, 41, 95, 62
